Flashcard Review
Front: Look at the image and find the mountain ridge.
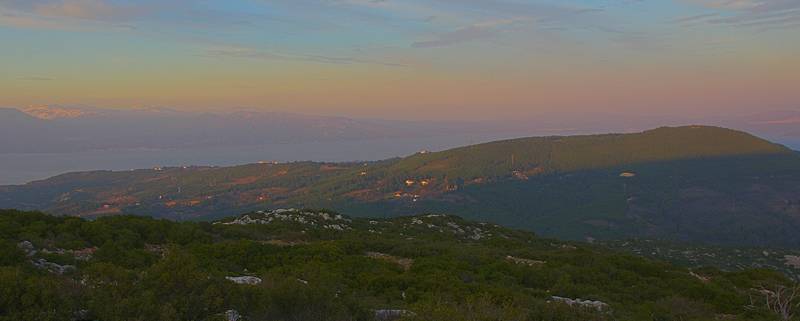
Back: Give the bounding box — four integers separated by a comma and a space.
2, 125, 800, 246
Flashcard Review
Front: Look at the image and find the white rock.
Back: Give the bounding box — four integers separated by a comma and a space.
374, 309, 416, 321
550, 296, 608, 311
17, 241, 36, 256
226, 276, 262, 285
32, 258, 75, 275
224, 310, 241, 321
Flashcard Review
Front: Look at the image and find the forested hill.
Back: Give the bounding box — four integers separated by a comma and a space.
2, 125, 800, 246
0, 208, 796, 321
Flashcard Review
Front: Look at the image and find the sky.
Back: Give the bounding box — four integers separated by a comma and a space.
1, 0, 799, 120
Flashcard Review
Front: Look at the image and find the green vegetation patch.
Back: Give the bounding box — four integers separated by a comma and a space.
1, 209, 797, 321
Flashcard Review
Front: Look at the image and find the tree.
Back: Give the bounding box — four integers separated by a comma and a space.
756, 284, 800, 321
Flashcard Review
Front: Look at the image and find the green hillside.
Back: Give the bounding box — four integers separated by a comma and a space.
372, 125, 789, 179
2, 126, 799, 246
1, 209, 797, 321
335, 153, 800, 246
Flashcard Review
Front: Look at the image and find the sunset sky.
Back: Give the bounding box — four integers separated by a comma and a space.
1, 0, 799, 120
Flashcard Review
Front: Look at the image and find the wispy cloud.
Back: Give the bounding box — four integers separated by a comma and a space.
31, 0, 149, 21
686, 0, 762, 10
321, 0, 605, 46
412, 18, 528, 48
205, 46, 408, 67
0, 0, 151, 21
431, 0, 602, 19
17, 76, 55, 81
680, 0, 800, 29
0, 0, 252, 30
0, 0, 155, 30
0, 12, 137, 30
753, 116, 800, 125
671, 13, 720, 23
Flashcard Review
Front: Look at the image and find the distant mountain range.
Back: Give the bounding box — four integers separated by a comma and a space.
3, 125, 800, 247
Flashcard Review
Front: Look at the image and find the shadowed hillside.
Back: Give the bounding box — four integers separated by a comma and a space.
3, 126, 800, 246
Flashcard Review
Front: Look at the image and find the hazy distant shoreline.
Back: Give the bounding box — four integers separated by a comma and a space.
0, 134, 512, 185
3, 131, 799, 186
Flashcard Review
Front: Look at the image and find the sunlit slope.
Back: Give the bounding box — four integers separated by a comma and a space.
367, 125, 790, 178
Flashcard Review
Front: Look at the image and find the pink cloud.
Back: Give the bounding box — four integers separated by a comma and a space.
31, 0, 149, 21
754, 117, 800, 125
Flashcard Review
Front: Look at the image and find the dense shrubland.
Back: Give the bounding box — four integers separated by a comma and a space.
0, 209, 797, 321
